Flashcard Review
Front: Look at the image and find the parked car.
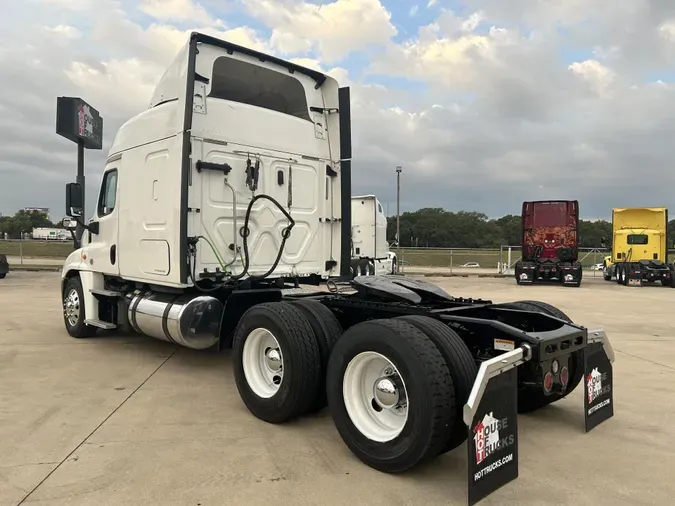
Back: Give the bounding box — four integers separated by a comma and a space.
591, 263, 604, 271
461, 262, 481, 268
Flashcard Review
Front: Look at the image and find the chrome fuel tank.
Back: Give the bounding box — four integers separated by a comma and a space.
127, 291, 223, 350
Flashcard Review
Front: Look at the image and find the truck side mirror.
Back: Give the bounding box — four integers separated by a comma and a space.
62, 217, 77, 230
65, 183, 84, 217
600, 236, 607, 248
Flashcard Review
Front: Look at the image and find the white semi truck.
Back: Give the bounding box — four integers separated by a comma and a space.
58, 32, 615, 498
350, 195, 397, 277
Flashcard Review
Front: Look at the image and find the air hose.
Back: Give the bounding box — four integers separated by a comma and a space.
229, 193, 296, 282
188, 193, 295, 292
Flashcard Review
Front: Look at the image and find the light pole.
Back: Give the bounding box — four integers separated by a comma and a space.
396, 165, 402, 248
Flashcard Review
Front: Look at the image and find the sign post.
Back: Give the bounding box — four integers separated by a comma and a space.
56, 97, 103, 243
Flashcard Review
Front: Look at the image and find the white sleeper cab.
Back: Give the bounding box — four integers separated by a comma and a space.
58, 31, 615, 501
350, 194, 397, 277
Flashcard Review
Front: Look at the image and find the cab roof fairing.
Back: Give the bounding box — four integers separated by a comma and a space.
148, 31, 334, 110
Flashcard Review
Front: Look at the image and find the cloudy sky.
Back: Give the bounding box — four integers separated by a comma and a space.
1, 0, 674, 221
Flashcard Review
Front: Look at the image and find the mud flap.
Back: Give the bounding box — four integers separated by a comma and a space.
584, 329, 615, 432
463, 346, 530, 506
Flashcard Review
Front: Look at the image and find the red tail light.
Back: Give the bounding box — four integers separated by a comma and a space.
544, 372, 553, 392
560, 366, 569, 387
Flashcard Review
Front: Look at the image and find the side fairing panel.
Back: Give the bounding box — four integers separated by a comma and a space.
117, 132, 184, 285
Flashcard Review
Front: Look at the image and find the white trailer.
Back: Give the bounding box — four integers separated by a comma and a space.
32, 227, 70, 241
56, 31, 614, 499
350, 195, 397, 277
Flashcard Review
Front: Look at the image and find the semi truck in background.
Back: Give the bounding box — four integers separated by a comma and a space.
350, 195, 397, 277
602, 207, 674, 286
514, 200, 583, 287
55, 32, 615, 499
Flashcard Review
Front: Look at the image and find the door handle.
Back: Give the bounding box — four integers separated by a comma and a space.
110, 245, 117, 265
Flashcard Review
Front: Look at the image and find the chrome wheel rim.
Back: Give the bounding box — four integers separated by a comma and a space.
63, 288, 80, 327
343, 351, 409, 442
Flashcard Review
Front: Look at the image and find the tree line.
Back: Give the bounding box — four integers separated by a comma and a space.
386, 208, 675, 249
2, 207, 675, 249
0, 210, 64, 239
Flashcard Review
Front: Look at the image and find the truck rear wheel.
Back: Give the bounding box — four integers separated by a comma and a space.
326, 319, 455, 473
395, 315, 477, 454
603, 267, 612, 281
289, 299, 342, 413
501, 300, 583, 413
232, 302, 321, 424
62, 276, 98, 339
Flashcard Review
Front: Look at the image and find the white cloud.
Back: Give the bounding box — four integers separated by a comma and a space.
1, 0, 675, 221
409, 4, 419, 17
44, 25, 82, 39
138, 0, 218, 26
568, 59, 617, 98
241, 0, 397, 62
659, 20, 675, 41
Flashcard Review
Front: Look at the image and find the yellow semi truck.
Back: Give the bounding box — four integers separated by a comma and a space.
602, 207, 673, 286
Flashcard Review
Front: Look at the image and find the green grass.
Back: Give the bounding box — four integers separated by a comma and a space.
0, 241, 75, 258
1, 241, 668, 269
392, 248, 612, 268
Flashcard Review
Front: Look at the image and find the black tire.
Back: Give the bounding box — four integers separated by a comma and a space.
510, 300, 572, 322
395, 315, 477, 454
0, 273, 6, 279
289, 299, 343, 413
603, 268, 612, 281
391, 258, 398, 275
232, 302, 321, 424
62, 276, 97, 338
503, 300, 583, 413
326, 319, 455, 473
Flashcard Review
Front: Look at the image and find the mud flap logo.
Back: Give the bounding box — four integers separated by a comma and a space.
584, 343, 614, 432
467, 367, 518, 506
473, 413, 515, 465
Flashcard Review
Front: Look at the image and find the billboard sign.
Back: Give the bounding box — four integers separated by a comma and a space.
56, 97, 103, 150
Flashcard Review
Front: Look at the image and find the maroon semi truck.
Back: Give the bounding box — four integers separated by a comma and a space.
514, 200, 583, 287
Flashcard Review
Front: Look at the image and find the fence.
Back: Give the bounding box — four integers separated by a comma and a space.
390, 246, 615, 277
0, 238, 73, 266
2, 238, 673, 274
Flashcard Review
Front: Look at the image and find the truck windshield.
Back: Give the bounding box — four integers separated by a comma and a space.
531, 202, 567, 228
208, 57, 311, 121
627, 234, 648, 245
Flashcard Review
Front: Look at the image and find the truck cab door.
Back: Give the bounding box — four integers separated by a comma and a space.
85, 166, 120, 275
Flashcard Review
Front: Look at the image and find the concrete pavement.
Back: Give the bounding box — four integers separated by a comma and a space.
0, 272, 673, 505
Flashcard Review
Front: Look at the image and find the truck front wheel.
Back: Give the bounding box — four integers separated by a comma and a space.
233, 302, 321, 424
62, 276, 97, 339
326, 319, 455, 473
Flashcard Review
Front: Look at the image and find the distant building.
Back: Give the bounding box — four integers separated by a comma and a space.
24, 207, 50, 215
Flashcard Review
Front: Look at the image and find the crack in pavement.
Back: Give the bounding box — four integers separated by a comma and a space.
615, 348, 675, 372
15, 348, 179, 505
